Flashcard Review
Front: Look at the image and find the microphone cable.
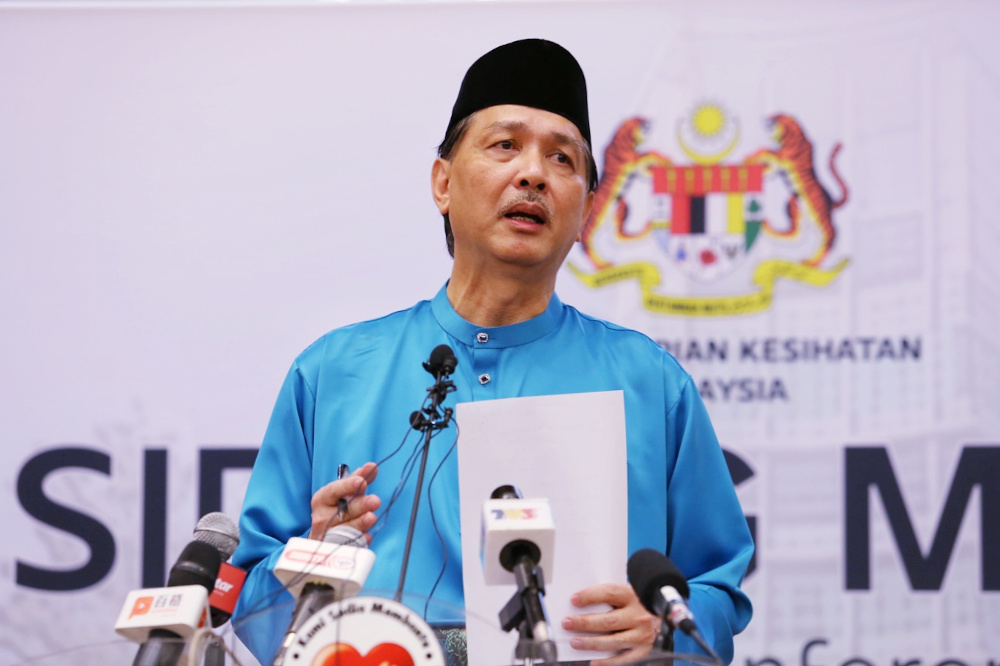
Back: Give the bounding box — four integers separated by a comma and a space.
233, 344, 461, 644
369, 404, 436, 536
234, 415, 420, 630
420, 420, 461, 620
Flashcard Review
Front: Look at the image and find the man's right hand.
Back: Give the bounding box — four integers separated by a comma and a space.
309, 461, 381, 542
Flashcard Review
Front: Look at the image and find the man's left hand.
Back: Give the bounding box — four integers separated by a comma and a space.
561, 582, 661, 665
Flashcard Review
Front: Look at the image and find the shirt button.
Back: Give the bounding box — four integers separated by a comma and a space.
476, 332, 489, 343
478, 373, 491, 385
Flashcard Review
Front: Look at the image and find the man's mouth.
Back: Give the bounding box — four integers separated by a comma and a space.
505, 211, 545, 225
502, 200, 550, 225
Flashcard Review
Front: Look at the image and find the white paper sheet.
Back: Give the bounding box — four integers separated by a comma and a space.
456, 390, 628, 665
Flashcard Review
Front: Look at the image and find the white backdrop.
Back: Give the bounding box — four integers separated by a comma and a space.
2, 1, 999, 664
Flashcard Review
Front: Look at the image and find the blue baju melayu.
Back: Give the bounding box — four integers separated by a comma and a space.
232, 285, 753, 664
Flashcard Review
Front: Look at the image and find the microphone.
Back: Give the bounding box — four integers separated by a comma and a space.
395, 343, 457, 600
481, 485, 555, 585
132, 542, 220, 666
482, 485, 557, 665
189, 511, 244, 628
627, 549, 693, 633
192, 513, 243, 666
115, 515, 232, 666
627, 549, 720, 663
422, 343, 457, 378
271, 525, 376, 666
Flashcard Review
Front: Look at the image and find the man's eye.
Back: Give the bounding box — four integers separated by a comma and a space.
555, 153, 571, 165
498, 140, 514, 150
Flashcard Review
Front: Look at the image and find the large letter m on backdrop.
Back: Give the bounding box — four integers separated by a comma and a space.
845, 446, 1000, 591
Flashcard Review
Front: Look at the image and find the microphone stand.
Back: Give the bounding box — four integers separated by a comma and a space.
204, 638, 226, 666
650, 625, 675, 666
394, 363, 455, 603
498, 554, 557, 665
644, 620, 722, 666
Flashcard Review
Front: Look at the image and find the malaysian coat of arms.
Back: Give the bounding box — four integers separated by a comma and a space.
569, 104, 849, 316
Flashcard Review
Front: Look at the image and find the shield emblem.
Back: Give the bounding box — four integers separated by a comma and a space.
650, 164, 764, 283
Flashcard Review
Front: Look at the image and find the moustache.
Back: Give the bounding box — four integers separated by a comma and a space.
498, 192, 552, 220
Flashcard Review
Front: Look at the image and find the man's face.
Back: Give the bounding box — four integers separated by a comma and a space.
432, 105, 594, 278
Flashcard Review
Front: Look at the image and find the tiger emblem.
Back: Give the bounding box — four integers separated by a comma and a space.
745, 114, 848, 267
578, 117, 673, 269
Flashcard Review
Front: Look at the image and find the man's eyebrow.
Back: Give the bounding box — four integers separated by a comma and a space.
483, 120, 529, 134
551, 131, 587, 155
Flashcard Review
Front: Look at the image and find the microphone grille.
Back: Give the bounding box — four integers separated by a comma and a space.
323, 524, 368, 549
627, 548, 691, 613
193, 512, 240, 560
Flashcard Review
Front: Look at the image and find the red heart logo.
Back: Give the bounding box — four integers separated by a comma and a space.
313, 642, 415, 666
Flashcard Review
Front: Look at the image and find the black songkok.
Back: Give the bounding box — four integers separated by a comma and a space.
446, 38, 591, 146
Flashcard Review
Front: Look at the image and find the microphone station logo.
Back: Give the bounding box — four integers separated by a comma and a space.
490, 508, 537, 520
285, 596, 445, 665
285, 548, 361, 572
210, 563, 246, 619
313, 643, 414, 666
570, 103, 850, 317
129, 593, 185, 618
129, 596, 155, 618
115, 585, 212, 644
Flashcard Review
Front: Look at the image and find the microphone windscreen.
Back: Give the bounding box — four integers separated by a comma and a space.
193, 512, 240, 560
167, 541, 223, 591
491, 484, 523, 500
430, 344, 458, 373
627, 548, 691, 613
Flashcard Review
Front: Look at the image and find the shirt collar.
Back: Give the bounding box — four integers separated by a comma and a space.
430, 283, 563, 349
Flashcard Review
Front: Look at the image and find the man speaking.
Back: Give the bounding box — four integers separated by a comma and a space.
231, 38, 753, 665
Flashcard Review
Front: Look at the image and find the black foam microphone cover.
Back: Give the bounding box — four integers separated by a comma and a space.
167, 541, 222, 591
627, 548, 691, 614
426, 344, 458, 375
131, 540, 223, 666
491, 484, 523, 500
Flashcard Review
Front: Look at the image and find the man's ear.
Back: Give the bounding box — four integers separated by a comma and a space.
431, 158, 451, 215
577, 189, 596, 242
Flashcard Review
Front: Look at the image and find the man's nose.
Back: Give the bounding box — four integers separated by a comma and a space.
515, 150, 547, 192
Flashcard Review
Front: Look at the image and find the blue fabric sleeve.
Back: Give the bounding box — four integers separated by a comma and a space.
230, 361, 318, 663
665, 375, 754, 664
